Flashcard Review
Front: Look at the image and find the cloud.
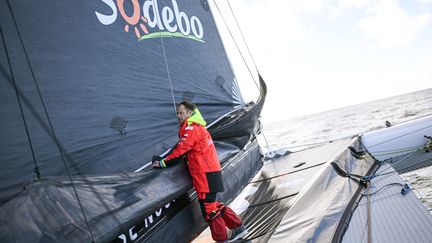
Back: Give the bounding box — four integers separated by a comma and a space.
238, 0, 324, 13
418, 0, 432, 4
336, 0, 375, 9
358, 0, 431, 48
329, 0, 375, 18
283, 0, 325, 13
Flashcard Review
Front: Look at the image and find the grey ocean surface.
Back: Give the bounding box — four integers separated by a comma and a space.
261, 88, 432, 212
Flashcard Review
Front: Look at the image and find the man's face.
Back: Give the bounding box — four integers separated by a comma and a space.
176, 105, 192, 124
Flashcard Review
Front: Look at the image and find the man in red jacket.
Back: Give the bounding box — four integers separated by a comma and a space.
152, 101, 248, 242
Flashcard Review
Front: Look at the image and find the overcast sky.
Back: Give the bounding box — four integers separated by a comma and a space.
214, 0, 432, 123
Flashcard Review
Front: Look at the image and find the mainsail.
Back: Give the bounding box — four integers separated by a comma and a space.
0, 0, 265, 242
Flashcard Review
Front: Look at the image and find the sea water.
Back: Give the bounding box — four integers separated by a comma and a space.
261, 88, 432, 212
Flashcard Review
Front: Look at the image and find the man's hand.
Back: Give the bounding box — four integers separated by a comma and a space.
152, 160, 162, 168
151, 157, 167, 168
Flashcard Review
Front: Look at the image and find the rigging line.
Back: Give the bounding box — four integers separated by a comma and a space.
367, 123, 432, 149
211, 0, 260, 91
371, 146, 421, 157
366, 181, 372, 243
377, 156, 432, 177
247, 192, 298, 208
261, 129, 273, 152
359, 190, 408, 206
159, 32, 177, 113
5, 1, 95, 241
250, 162, 327, 183
373, 170, 396, 178
377, 148, 419, 175
280, 141, 331, 150
360, 182, 404, 197
370, 145, 422, 154
226, 0, 258, 72
280, 133, 359, 152
0, 27, 40, 179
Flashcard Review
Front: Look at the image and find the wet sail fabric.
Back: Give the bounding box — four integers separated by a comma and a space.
0, 163, 193, 243
0, 0, 243, 204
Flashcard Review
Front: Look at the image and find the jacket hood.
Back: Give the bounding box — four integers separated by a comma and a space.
187, 108, 207, 126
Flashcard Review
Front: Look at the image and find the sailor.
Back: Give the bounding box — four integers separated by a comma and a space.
153, 100, 248, 242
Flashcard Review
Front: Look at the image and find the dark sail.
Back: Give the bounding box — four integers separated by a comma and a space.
0, 0, 243, 202
0, 0, 265, 242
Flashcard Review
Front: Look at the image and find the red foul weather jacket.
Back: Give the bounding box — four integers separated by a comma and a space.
164, 109, 224, 193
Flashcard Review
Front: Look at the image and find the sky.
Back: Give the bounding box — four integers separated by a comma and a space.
213, 0, 432, 123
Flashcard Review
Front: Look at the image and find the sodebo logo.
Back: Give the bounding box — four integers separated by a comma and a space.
95, 0, 205, 42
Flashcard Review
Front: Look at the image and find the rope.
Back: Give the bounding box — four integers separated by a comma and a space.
0, 27, 40, 179
367, 123, 432, 149
261, 130, 273, 152
211, 0, 260, 91
374, 156, 432, 178
348, 145, 423, 162
366, 181, 372, 243
371, 146, 422, 157
361, 182, 404, 197
279, 133, 358, 152
5, 1, 95, 241
158, 33, 177, 113
250, 162, 327, 183
376, 148, 420, 175
352, 146, 424, 161
360, 147, 430, 183
280, 140, 333, 151
225, 0, 259, 72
